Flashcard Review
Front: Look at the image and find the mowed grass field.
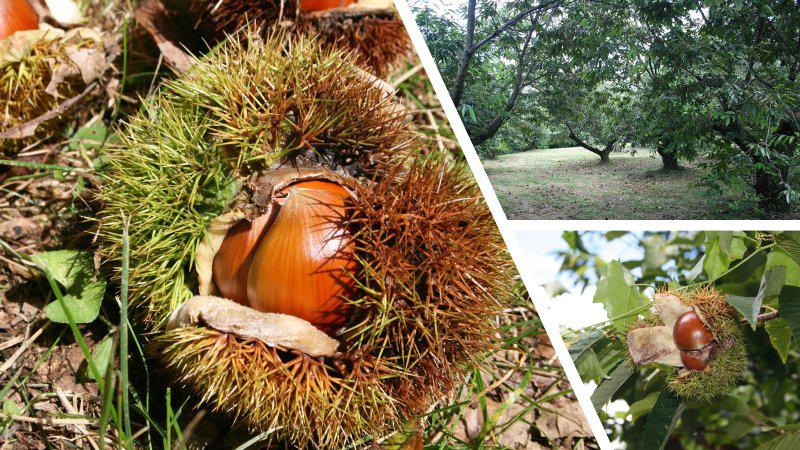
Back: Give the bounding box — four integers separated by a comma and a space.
483, 147, 748, 220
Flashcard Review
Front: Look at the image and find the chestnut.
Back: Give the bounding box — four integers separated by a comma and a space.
0, 0, 38, 41
300, 0, 355, 12
673, 310, 713, 351
213, 180, 356, 334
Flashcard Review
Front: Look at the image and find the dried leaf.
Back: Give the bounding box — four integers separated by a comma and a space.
167, 295, 340, 357
627, 326, 682, 366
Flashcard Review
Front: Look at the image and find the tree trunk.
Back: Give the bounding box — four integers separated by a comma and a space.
599, 149, 611, 163
754, 168, 786, 212
656, 147, 681, 170
566, 125, 615, 163
470, 24, 536, 146
451, 0, 476, 107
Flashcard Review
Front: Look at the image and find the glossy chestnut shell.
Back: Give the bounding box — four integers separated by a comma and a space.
213, 180, 356, 334
673, 310, 713, 351
0, 0, 38, 41
300, 0, 355, 12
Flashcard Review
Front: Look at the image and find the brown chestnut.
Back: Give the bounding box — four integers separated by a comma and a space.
213, 180, 356, 334
673, 310, 713, 351
0, 0, 38, 41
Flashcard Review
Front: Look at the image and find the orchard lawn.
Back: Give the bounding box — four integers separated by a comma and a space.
483, 147, 791, 220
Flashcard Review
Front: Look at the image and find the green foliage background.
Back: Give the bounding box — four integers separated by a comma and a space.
556, 231, 800, 448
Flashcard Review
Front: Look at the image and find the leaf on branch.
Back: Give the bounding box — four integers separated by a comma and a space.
591, 362, 635, 410
779, 286, 800, 342
593, 260, 648, 333
765, 318, 792, 363
642, 389, 685, 450
775, 232, 800, 267
766, 250, 800, 287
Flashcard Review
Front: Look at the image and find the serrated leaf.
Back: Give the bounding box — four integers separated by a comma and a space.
541, 280, 568, 298
591, 362, 635, 410
757, 432, 800, 450
45, 280, 105, 324
766, 250, 800, 286
726, 295, 757, 327
779, 286, 800, 341
31, 250, 93, 293
88, 334, 115, 381
765, 318, 792, 362
642, 389, 685, 450
594, 260, 648, 333
775, 232, 800, 266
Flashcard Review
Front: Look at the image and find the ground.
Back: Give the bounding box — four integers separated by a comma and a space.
0, 51, 597, 450
483, 147, 789, 220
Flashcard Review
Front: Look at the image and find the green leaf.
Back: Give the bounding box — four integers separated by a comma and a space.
591, 362, 635, 410
704, 240, 731, 280
45, 280, 106, 324
779, 286, 800, 341
575, 348, 606, 382
642, 235, 668, 276
775, 232, 800, 266
31, 250, 94, 293
2, 399, 22, 416
541, 280, 568, 298
69, 122, 117, 150
568, 331, 605, 360
727, 266, 786, 329
627, 392, 659, 421
766, 250, 800, 286
726, 295, 757, 327
594, 261, 648, 333
757, 432, 800, 450
765, 318, 792, 363
642, 389, 685, 450
88, 335, 115, 381
687, 254, 705, 281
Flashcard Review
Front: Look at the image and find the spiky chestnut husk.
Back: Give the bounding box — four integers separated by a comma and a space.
629, 287, 747, 401
97, 34, 513, 447
0, 27, 116, 156
667, 316, 746, 401
187, 0, 411, 76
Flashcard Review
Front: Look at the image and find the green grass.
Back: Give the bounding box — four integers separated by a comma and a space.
483, 147, 767, 220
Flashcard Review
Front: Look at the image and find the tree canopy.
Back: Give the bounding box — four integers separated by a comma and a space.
412, 0, 800, 212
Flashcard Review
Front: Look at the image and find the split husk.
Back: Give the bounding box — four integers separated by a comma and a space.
136, 0, 410, 76
0, 26, 118, 154
626, 287, 747, 402
97, 33, 514, 447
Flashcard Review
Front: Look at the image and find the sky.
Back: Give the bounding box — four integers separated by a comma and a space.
512, 229, 646, 330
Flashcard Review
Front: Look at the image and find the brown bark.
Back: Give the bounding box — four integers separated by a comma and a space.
566, 124, 616, 163
656, 146, 681, 170
451, 0, 476, 107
